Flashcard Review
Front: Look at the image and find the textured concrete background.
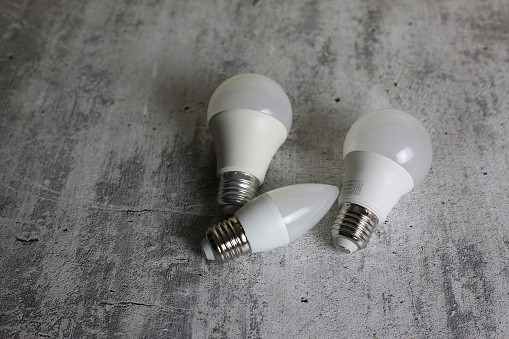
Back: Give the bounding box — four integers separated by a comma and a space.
1, 0, 508, 338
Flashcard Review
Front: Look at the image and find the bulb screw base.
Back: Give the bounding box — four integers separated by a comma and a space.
202, 216, 252, 262
217, 171, 260, 216
331, 203, 379, 254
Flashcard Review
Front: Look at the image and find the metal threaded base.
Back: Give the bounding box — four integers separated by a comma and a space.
217, 171, 260, 216
331, 203, 379, 253
203, 216, 252, 262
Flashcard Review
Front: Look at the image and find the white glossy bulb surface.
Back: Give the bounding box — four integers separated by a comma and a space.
202, 184, 339, 260
207, 73, 292, 132
207, 74, 293, 185
268, 184, 339, 242
343, 108, 432, 185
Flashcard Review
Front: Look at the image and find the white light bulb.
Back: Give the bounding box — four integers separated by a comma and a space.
331, 109, 432, 253
207, 74, 292, 215
201, 184, 339, 262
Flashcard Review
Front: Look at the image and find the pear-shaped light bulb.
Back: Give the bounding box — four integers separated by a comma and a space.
207, 74, 292, 216
331, 109, 432, 253
201, 184, 339, 262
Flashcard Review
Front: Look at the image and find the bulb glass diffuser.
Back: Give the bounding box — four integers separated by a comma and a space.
201, 184, 339, 262
207, 74, 292, 216
331, 109, 432, 253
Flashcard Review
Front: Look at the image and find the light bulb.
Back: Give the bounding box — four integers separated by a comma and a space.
331, 109, 432, 253
201, 184, 339, 262
207, 74, 292, 216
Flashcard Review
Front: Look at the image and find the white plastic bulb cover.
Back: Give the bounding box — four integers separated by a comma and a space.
343, 108, 432, 185
235, 184, 339, 252
207, 73, 292, 132
207, 74, 292, 183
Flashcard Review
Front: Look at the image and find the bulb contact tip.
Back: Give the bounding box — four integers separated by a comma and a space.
217, 171, 260, 215
331, 203, 379, 253
201, 239, 215, 260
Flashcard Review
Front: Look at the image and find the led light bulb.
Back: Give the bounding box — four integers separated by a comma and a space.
207, 74, 292, 216
201, 183, 339, 262
331, 109, 432, 254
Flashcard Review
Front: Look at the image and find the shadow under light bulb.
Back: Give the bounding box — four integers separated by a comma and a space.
207, 74, 292, 216
201, 184, 339, 262
331, 109, 432, 254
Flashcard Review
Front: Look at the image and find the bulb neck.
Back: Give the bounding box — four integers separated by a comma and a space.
217, 171, 260, 216
331, 203, 379, 254
203, 216, 252, 262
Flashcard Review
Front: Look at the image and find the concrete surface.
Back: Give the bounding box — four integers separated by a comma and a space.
1, 0, 508, 338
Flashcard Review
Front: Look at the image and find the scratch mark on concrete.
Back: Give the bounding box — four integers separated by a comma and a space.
100, 300, 190, 312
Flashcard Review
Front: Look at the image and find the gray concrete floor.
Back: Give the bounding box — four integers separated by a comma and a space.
1, 0, 509, 338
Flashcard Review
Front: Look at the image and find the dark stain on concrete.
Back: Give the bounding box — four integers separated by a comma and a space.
298, 0, 321, 46
440, 243, 496, 338
157, 262, 199, 338
152, 113, 216, 214
354, 4, 383, 75
317, 37, 336, 67
464, 2, 509, 44
96, 151, 146, 206
0, 238, 46, 336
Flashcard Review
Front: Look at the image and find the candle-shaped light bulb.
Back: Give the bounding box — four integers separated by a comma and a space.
201, 184, 339, 262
